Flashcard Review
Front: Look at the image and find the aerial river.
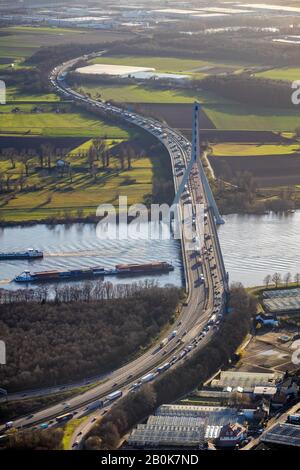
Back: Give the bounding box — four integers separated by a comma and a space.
218, 210, 300, 286
0, 211, 299, 290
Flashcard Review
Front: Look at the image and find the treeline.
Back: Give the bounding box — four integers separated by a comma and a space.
0, 68, 48, 95
199, 75, 295, 109
0, 284, 182, 391
107, 32, 300, 67
26, 41, 123, 72
6, 428, 63, 450
84, 284, 257, 449
213, 173, 296, 215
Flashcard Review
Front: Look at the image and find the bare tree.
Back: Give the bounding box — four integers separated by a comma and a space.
272, 272, 282, 288
294, 273, 300, 286
284, 272, 292, 288
3, 147, 16, 169
264, 274, 272, 289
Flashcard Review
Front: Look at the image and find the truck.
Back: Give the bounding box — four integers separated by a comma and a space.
140, 373, 156, 384
86, 400, 104, 411
287, 414, 300, 424
160, 338, 168, 348
106, 390, 122, 402
157, 362, 171, 374
55, 413, 73, 423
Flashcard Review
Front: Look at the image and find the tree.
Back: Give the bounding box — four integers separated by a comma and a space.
272, 272, 282, 288
20, 150, 31, 177
294, 273, 300, 286
263, 274, 272, 289
92, 138, 106, 162
41, 143, 54, 171
3, 147, 16, 169
284, 272, 292, 288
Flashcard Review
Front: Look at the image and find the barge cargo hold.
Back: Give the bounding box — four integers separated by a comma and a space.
14, 262, 174, 283
115, 262, 174, 274
0, 249, 43, 261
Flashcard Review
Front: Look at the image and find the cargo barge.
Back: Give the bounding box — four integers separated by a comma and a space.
14, 262, 174, 283
0, 249, 43, 261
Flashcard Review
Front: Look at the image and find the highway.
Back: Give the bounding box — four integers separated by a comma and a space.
0, 52, 228, 447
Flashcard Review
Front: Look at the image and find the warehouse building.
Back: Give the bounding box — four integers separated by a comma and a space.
210, 371, 282, 393
127, 404, 252, 449
261, 423, 300, 448
263, 288, 300, 314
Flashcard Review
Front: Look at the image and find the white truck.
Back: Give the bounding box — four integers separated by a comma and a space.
106, 390, 122, 402
140, 373, 156, 384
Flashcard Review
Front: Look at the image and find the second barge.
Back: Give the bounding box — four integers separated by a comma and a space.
14, 262, 174, 283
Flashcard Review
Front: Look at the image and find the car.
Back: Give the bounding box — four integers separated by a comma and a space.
127, 374, 133, 379
72, 441, 79, 448
77, 431, 83, 437
113, 382, 118, 387
91, 417, 97, 423
26, 414, 34, 420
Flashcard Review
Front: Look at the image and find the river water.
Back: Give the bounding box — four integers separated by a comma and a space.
0, 211, 299, 290
218, 211, 300, 286
0, 222, 184, 291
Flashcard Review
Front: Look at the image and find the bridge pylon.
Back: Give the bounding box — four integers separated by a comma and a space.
173, 102, 225, 225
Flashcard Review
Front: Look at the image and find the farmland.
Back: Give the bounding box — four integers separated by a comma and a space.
255, 67, 300, 82
0, 136, 170, 223
77, 83, 208, 104
211, 143, 300, 157
204, 104, 300, 132
90, 54, 244, 77
0, 106, 131, 138
0, 26, 134, 63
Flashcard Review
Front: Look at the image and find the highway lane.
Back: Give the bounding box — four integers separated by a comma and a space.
0, 55, 227, 439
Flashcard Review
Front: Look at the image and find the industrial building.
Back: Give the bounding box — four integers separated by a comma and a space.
210, 371, 282, 393
128, 415, 206, 448
127, 404, 254, 449
263, 288, 300, 314
261, 423, 300, 448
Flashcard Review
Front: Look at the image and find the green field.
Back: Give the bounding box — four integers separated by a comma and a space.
78, 83, 210, 104
256, 67, 300, 82
90, 54, 242, 76
6, 86, 60, 103
205, 104, 300, 131
0, 138, 165, 222
0, 26, 132, 63
211, 142, 300, 157
0, 108, 130, 137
